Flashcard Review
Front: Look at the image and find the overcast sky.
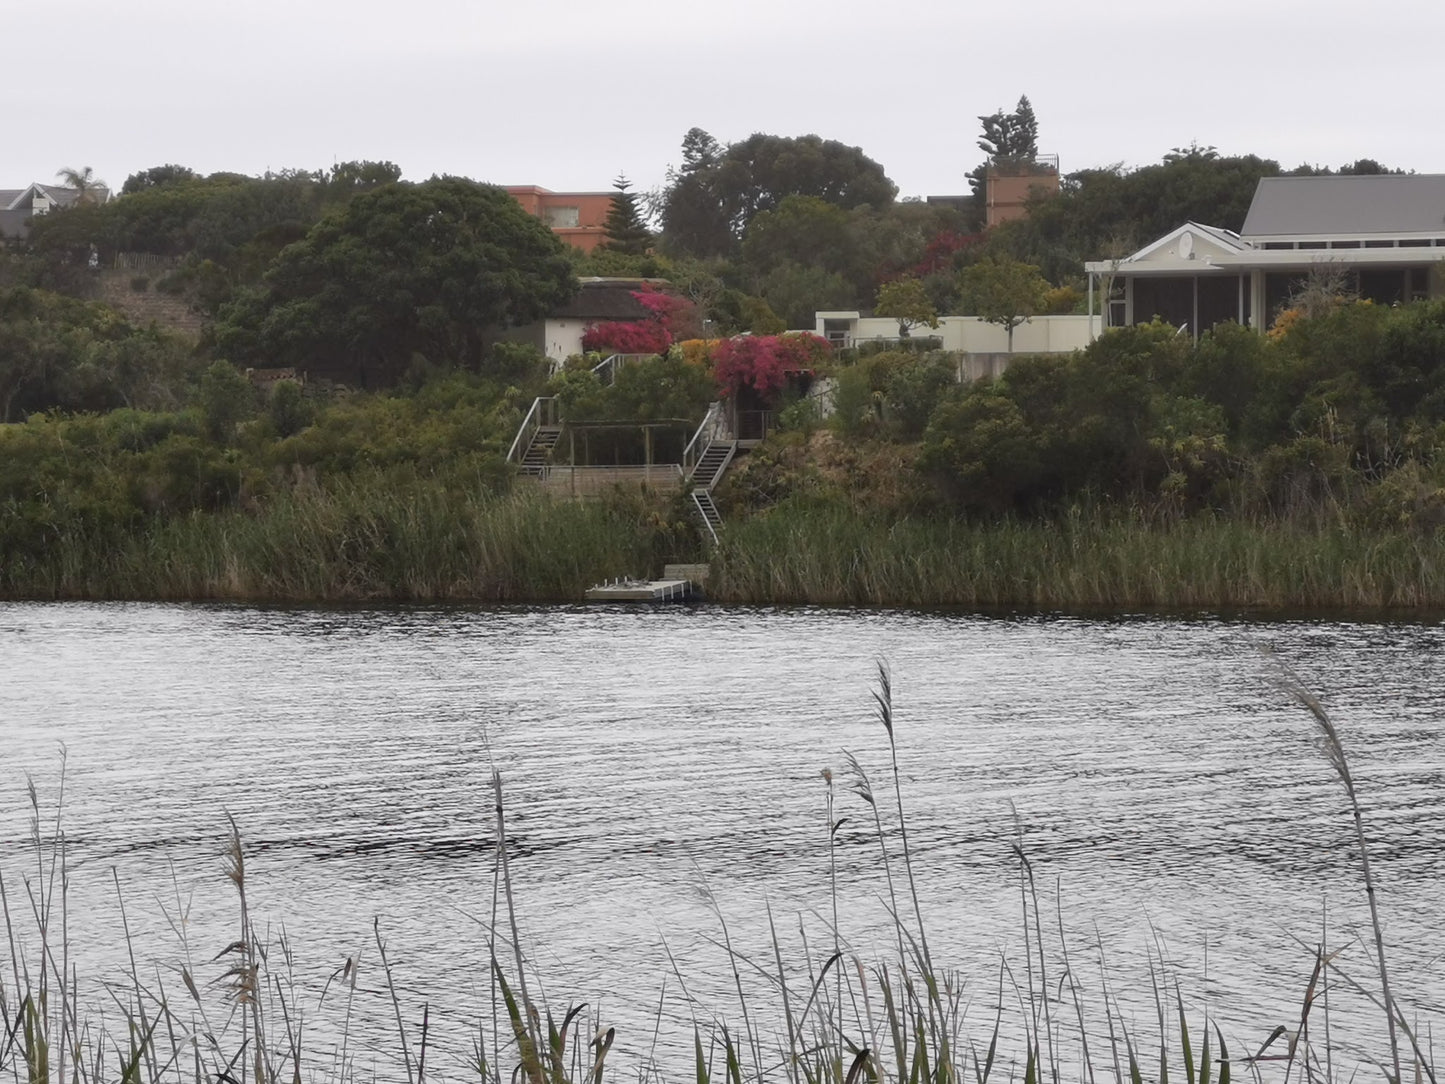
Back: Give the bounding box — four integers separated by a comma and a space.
10, 0, 1445, 202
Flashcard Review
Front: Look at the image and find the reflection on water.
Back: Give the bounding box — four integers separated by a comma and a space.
2, 602, 1443, 1079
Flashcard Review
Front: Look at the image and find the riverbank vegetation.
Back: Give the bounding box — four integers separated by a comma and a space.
1, 669, 1430, 1084
9, 301, 1445, 609
707, 301, 1445, 611
4, 131, 1444, 610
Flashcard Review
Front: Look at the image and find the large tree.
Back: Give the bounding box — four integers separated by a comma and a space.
121, 164, 198, 195
215, 177, 576, 386
660, 130, 896, 257
659, 128, 735, 258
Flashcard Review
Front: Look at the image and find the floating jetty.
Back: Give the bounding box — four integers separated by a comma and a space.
584, 564, 708, 604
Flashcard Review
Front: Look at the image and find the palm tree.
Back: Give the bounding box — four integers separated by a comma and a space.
55, 165, 105, 204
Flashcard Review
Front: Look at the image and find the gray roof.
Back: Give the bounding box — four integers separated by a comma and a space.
1242, 174, 1445, 238
551, 281, 653, 321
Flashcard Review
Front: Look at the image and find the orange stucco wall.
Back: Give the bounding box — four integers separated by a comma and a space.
506, 186, 615, 252
985, 170, 1060, 227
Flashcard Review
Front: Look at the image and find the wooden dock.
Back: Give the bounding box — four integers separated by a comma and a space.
585, 565, 708, 603
585, 578, 696, 603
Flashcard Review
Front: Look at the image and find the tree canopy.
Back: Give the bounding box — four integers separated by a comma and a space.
958, 254, 1049, 350
875, 278, 940, 337
215, 177, 576, 386
660, 130, 896, 257
0, 286, 198, 421
965, 96, 1041, 216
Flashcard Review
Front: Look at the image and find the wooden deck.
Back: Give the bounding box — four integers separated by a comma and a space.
534, 465, 684, 498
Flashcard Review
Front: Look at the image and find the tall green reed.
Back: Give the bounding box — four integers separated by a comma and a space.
713, 502, 1445, 612
1, 483, 695, 602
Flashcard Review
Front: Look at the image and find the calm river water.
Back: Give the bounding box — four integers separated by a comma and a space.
1, 602, 1442, 1081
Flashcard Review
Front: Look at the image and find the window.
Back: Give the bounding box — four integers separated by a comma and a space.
544, 206, 580, 228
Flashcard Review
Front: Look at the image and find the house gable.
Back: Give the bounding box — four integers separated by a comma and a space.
1116, 222, 1247, 271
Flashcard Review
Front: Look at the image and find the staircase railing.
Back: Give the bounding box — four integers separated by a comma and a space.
682, 401, 727, 478
699, 441, 736, 492
591, 353, 655, 386
506, 396, 559, 464
691, 491, 719, 547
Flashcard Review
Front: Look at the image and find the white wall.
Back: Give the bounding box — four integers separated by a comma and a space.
818, 314, 1101, 354
499, 318, 588, 363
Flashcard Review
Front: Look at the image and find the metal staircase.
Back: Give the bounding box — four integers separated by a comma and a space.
506, 398, 738, 545
519, 426, 561, 476
682, 403, 737, 546
507, 396, 561, 476
691, 490, 723, 546
689, 440, 736, 492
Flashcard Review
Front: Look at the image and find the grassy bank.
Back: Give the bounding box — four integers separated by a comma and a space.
713, 503, 1445, 612
7, 489, 1445, 610
0, 481, 698, 602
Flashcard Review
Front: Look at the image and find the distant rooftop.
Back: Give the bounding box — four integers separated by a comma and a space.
1242, 174, 1445, 238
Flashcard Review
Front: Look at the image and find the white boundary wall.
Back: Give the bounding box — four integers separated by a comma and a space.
814, 313, 1102, 353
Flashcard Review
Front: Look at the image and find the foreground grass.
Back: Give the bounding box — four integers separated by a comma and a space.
713, 504, 1445, 611
0, 667, 1433, 1084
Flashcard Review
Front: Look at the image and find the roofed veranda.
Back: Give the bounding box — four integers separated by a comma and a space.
1086, 174, 1445, 338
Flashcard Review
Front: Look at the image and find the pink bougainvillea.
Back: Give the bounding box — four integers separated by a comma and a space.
712, 333, 831, 397
581, 284, 699, 356
632, 285, 693, 330
582, 320, 673, 355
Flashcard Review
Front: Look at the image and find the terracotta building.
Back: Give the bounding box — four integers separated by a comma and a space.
985, 155, 1060, 227
506, 186, 614, 253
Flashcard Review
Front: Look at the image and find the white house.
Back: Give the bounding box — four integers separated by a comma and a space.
1084, 174, 1445, 338
0, 182, 111, 242
500, 277, 655, 363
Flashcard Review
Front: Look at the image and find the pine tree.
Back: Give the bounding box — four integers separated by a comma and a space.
602, 174, 651, 256
965, 96, 1042, 226
1011, 96, 1039, 163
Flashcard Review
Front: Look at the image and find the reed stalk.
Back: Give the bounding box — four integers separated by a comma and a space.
0, 665, 1432, 1084
1276, 663, 1403, 1084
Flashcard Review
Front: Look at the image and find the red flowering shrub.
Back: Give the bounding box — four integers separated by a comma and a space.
713, 333, 831, 397
582, 320, 672, 355
909, 229, 983, 277
581, 284, 698, 355
633, 286, 691, 328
